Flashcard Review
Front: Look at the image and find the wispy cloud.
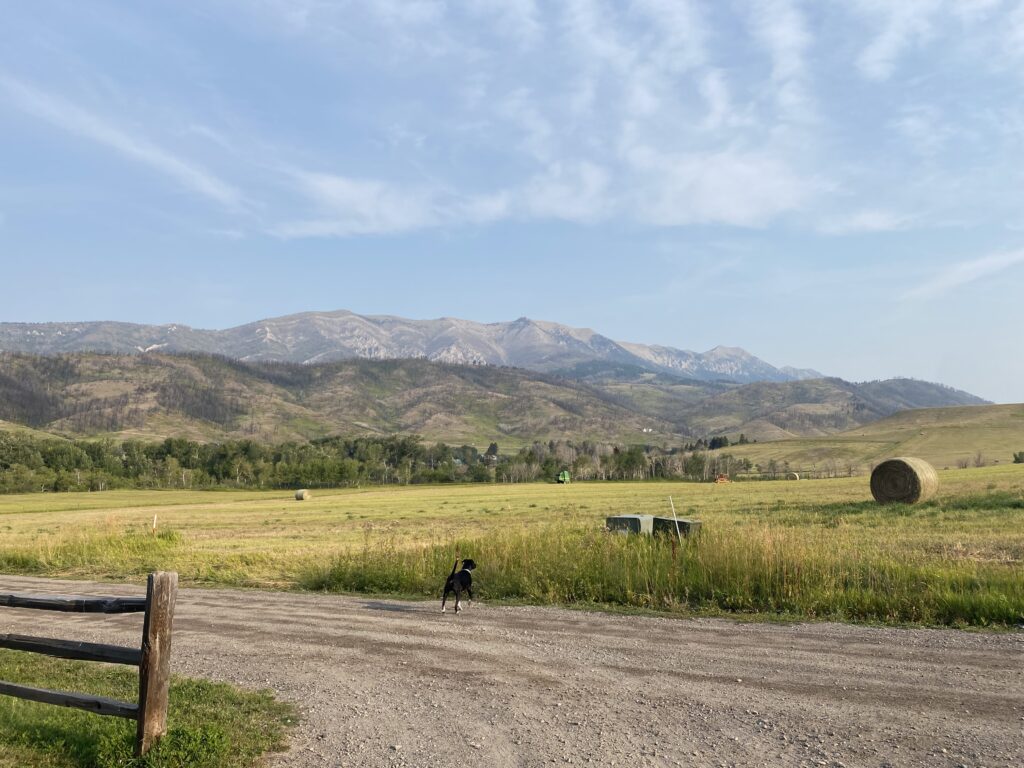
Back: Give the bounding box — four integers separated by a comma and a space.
818, 209, 915, 235
1010, 1, 1024, 50
631, 0, 707, 73
469, 0, 543, 49
903, 248, 1024, 299
625, 146, 816, 227
522, 161, 610, 222
496, 88, 555, 163
697, 70, 743, 131
272, 172, 440, 238
0, 73, 243, 210
746, 0, 815, 120
854, 0, 942, 81
952, 0, 1005, 24
891, 104, 955, 157
274, 160, 612, 238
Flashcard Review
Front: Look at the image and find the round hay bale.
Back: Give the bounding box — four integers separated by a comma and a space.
870, 457, 938, 504
786, 472, 800, 481
295, 489, 311, 501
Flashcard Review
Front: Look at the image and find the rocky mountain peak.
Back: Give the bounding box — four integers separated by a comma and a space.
0, 310, 823, 385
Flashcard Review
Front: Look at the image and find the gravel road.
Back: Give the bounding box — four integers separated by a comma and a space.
0, 575, 1021, 768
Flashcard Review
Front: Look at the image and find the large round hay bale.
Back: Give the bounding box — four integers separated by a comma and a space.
295, 489, 311, 501
786, 472, 800, 481
870, 457, 938, 504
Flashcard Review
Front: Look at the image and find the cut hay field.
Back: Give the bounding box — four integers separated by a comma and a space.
725, 403, 1024, 471
1, 466, 1022, 626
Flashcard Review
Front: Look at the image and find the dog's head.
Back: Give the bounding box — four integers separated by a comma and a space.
460, 558, 477, 571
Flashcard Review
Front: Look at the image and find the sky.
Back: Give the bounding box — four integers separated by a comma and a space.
0, 1, 1022, 403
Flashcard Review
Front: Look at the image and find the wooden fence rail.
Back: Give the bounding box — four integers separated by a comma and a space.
0, 571, 178, 756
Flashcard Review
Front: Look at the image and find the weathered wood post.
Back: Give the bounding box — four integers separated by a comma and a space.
135, 571, 178, 756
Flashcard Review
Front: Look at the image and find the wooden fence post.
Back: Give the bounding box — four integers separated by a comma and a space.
135, 571, 178, 756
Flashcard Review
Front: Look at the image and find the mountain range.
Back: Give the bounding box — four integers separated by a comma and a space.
0, 310, 822, 384
0, 310, 991, 445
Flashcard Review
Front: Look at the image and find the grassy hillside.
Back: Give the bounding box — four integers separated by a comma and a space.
558, 364, 986, 442
671, 377, 986, 441
720, 403, 1024, 472
0, 419, 61, 439
0, 352, 681, 447
0, 352, 995, 449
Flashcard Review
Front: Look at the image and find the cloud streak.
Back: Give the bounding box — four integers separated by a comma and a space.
0, 73, 243, 210
854, 0, 942, 80
903, 249, 1024, 300
818, 209, 915, 235
747, 0, 814, 120
273, 161, 613, 238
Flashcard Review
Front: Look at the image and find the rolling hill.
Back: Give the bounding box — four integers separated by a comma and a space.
0, 352, 682, 447
560, 364, 987, 441
719, 403, 1024, 471
0, 352, 991, 448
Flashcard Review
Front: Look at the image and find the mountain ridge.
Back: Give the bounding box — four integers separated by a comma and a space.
0, 310, 822, 384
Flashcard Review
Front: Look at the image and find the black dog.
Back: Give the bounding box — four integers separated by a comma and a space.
441, 558, 476, 614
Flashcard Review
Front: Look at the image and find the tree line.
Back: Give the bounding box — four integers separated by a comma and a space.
0, 431, 781, 493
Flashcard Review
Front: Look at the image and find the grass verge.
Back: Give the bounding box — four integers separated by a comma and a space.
0, 650, 294, 768
299, 515, 1024, 627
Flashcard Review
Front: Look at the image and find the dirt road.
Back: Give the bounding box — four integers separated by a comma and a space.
0, 575, 1021, 767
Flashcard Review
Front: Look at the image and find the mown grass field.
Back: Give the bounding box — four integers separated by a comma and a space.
0, 651, 293, 768
1, 466, 1022, 626
726, 403, 1024, 471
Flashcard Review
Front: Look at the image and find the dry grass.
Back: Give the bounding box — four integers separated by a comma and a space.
0, 465, 1022, 624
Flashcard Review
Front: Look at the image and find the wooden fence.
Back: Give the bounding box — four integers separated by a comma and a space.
0, 571, 178, 756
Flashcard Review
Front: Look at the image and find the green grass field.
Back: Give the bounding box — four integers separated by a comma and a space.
0, 466, 1022, 626
726, 403, 1024, 471
0, 651, 293, 767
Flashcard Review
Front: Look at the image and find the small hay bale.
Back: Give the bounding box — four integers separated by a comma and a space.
869, 457, 938, 504
295, 489, 311, 501
786, 472, 800, 481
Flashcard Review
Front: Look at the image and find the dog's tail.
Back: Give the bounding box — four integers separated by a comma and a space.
449, 559, 459, 578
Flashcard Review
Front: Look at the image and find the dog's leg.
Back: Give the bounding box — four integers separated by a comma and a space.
441, 588, 450, 613
466, 586, 474, 607
454, 589, 462, 614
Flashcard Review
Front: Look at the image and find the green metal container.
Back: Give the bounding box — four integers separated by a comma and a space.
606, 515, 654, 535
652, 517, 701, 538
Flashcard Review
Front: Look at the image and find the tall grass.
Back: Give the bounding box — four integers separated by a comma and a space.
1, 476, 1021, 627
0, 527, 182, 579
299, 521, 1024, 627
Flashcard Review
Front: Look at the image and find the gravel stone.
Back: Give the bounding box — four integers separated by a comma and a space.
0, 575, 1021, 768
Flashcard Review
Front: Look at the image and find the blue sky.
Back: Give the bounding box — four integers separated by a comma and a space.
0, 1, 1022, 403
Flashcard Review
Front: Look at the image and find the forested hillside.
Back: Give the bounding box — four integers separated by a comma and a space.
0, 352, 679, 447
0, 352, 989, 447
